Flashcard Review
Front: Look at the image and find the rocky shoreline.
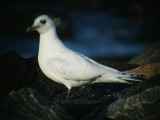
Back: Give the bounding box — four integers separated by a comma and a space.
0, 42, 160, 120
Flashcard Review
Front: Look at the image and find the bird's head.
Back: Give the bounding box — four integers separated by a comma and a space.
26, 15, 55, 34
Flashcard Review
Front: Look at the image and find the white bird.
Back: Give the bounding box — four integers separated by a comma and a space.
26, 15, 141, 100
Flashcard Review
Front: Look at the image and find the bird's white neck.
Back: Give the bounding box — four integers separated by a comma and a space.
39, 28, 66, 51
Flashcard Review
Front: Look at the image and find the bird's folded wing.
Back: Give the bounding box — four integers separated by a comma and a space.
46, 55, 106, 81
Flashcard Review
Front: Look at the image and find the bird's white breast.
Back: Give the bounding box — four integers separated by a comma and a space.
38, 48, 63, 84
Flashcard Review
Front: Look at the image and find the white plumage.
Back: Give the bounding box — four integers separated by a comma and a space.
26, 15, 141, 99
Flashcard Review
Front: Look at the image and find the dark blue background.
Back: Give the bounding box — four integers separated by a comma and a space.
0, 0, 159, 60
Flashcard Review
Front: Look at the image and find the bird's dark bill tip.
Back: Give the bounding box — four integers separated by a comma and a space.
26, 26, 39, 32
26, 27, 32, 32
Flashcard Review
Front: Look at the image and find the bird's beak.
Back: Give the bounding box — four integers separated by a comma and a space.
26, 25, 39, 32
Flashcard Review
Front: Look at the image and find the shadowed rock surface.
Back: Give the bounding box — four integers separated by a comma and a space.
79, 75, 160, 120
0, 88, 72, 120
0, 52, 31, 98
129, 42, 160, 65
107, 84, 160, 120
0, 51, 160, 120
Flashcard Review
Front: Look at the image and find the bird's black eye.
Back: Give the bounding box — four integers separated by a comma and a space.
40, 19, 46, 24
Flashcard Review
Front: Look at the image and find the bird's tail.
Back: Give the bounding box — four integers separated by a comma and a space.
117, 71, 142, 82
94, 71, 142, 84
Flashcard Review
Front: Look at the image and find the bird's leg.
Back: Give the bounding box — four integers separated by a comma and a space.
67, 89, 71, 100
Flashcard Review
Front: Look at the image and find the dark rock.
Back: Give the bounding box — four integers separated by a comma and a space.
0, 52, 32, 98
86, 75, 160, 120
0, 88, 72, 120
106, 85, 160, 120
115, 75, 160, 99
2, 51, 160, 120
129, 42, 160, 65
